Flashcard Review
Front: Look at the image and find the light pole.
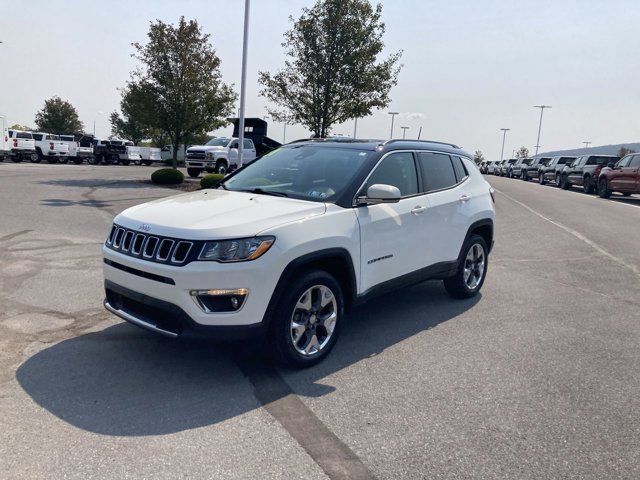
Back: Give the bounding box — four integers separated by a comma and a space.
237, 0, 250, 168
388, 112, 399, 139
353, 118, 358, 139
401, 126, 409, 139
283, 122, 287, 143
500, 128, 510, 162
533, 105, 552, 156
583, 141, 592, 148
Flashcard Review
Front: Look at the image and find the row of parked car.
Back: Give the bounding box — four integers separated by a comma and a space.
0, 117, 162, 166
479, 153, 640, 198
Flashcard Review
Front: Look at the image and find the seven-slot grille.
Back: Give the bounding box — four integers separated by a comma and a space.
105, 224, 196, 266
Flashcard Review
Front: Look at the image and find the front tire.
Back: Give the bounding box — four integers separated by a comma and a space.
560, 174, 570, 190
270, 270, 343, 368
583, 176, 594, 194
187, 168, 201, 178
598, 179, 611, 198
215, 160, 228, 175
555, 173, 562, 187
444, 234, 488, 299
539, 172, 546, 185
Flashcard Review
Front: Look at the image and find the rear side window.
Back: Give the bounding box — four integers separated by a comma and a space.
417, 152, 457, 192
243, 139, 254, 149
33, 133, 43, 141
451, 156, 468, 182
17, 132, 32, 139
365, 152, 418, 197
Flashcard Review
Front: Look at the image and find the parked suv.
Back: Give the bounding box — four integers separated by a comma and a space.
185, 137, 257, 178
539, 156, 576, 186
503, 159, 518, 177
103, 139, 495, 367
559, 155, 619, 193
510, 158, 532, 179
597, 153, 640, 198
522, 157, 550, 182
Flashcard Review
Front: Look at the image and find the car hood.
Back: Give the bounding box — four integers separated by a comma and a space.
115, 189, 326, 240
187, 145, 225, 152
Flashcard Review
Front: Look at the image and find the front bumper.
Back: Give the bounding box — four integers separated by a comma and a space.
104, 280, 267, 340
102, 245, 281, 333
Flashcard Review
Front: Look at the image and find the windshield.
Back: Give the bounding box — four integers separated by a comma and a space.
522, 159, 532, 165
223, 146, 373, 202
205, 138, 231, 147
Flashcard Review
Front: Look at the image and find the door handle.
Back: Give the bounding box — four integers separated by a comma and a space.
411, 205, 427, 215
459, 194, 470, 202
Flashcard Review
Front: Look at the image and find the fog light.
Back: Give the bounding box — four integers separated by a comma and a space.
190, 288, 248, 313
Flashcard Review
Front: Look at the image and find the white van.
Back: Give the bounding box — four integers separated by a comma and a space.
137, 146, 162, 165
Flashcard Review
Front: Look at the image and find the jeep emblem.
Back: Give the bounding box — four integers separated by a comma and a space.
139, 224, 151, 232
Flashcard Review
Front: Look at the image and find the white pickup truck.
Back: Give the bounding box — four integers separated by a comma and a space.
32, 132, 70, 163
6, 130, 38, 162
60, 134, 94, 164
185, 137, 256, 177
107, 140, 141, 165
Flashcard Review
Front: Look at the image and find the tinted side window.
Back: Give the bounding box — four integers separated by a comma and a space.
33, 133, 43, 141
417, 152, 457, 192
617, 156, 632, 167
451, 156, 468, 182
629, 155, 640, 167
365, 152, 418, 197
243, 139, 254, 149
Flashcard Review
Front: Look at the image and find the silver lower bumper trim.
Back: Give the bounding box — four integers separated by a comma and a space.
104, 300, 178, 338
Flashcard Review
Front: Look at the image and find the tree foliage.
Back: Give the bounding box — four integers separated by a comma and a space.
515, 146, 530, 159
34, 96, 84, 134
9, 124, 33, 131
259, 0, 402, 138
473, 150, 485, 165
110, 84, 155, 145
128, 17, 236, 167
618, 147, 636, 158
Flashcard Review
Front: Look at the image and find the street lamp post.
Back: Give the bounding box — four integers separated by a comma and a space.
283, 122, 287, 143
500, 128, 510, 162
237, 0, 250, 168
353, 118, 358, 139
583, 141, 592, 148
533, 105, 552, 156
388, 112, 399, 139
401, 126, 409, 139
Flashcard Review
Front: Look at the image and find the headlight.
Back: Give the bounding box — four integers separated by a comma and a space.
205, 151, 214, 159
198, 236, 275, 262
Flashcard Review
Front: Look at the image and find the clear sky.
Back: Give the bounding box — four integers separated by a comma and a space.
1, 0, 638, 159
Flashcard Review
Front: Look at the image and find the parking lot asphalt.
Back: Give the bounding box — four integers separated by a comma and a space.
1, 163, 639, 479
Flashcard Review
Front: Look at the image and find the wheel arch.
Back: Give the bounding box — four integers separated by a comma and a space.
262, 248, 358, 326
465, 219, 494, 254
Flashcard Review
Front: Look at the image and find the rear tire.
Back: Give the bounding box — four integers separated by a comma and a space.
59, 157, 69, 164
623, 192, 632, 197
120, 159, 130, 166
583, 176, 594, 194
187, 168, 201, 178
444, 234, 488, 299
598, 179, 611, 198
269, 269, 343, 368
73, 158, 83, 165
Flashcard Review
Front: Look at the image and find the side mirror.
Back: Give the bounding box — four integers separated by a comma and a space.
607, 162, 615, 169
358, 184, 401, 205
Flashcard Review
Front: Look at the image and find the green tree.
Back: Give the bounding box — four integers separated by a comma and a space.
618, 146, 636, 158
515, 146, 530, 159
34, 96, 84, 134
109, 84, 155, 145
128, 17, 236, 167
473, 150, 485, 165
9, 124, 33, 131
259, 0, 402, 138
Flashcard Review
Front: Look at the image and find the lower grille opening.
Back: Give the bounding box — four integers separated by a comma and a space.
106, 288, 184, 335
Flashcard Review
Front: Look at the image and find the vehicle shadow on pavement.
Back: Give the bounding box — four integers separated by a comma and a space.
37, 179, 160, 189
16, 281, 480, 437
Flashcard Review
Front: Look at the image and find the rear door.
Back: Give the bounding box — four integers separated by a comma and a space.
356, 151, 427, 292
627, 155, 640, 192
416, 152, 468, 266
610, 156, 632, 190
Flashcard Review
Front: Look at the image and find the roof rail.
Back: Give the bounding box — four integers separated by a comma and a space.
383, 139, 460, 149
286, 137, 384, 145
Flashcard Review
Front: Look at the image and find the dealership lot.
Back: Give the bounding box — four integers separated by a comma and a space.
1, 163, 639, 479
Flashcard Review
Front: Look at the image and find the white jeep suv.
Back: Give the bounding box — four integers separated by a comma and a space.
103, 139, 495, 367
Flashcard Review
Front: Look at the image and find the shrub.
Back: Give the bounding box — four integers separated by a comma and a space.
151, 168, 184, 185
200, 173, 225, 189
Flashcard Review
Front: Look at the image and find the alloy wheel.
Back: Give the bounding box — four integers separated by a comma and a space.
290, 285, 338, 356
463, 243, 485, 290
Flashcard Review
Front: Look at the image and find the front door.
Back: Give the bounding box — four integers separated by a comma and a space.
356, 152, 428, 293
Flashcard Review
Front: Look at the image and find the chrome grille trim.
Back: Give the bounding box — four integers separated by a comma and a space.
105, 224, 198, 266
155, 239, 175, 261
143, 236, 159, 258
171, 241, 193, 264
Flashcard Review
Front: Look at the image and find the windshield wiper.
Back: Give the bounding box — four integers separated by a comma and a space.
239, 188, 288, 197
